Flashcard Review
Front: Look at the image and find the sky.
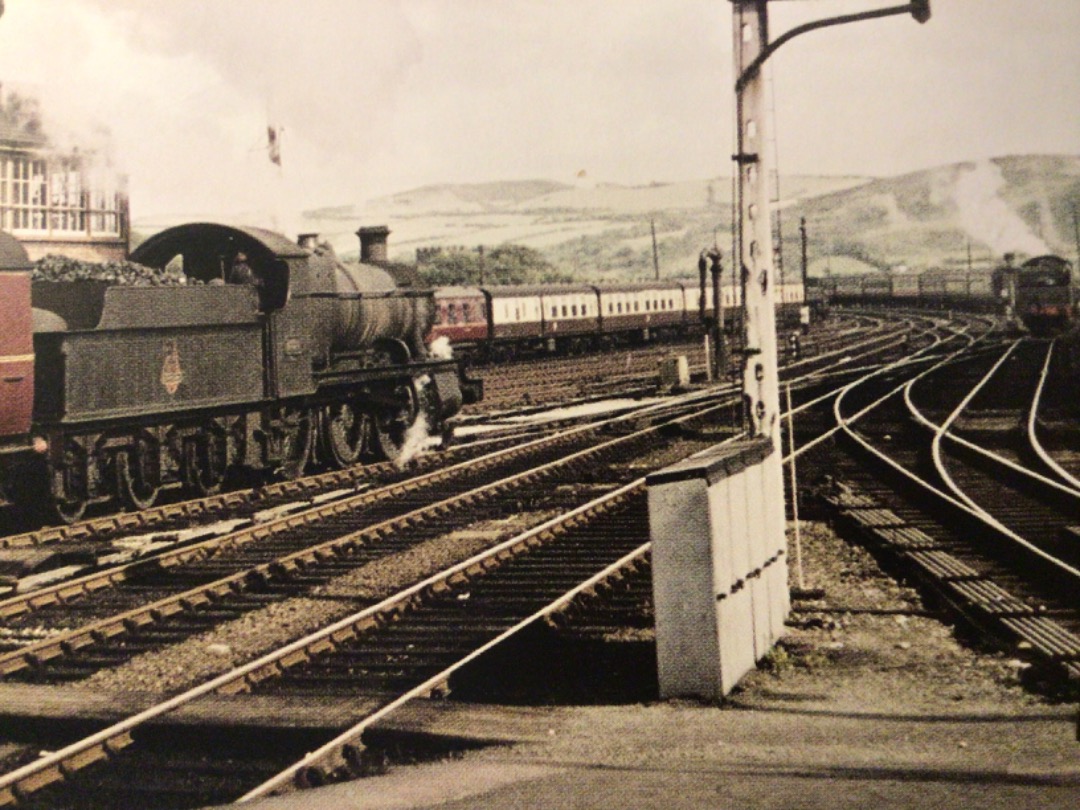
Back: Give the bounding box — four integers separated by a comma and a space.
0, 0, 1076, 227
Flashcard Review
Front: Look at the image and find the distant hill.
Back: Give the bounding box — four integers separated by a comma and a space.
299, 173, 873, 281
784, 155, 1080, 276
136, 155, 1079, 282
296, 155, 1078, 281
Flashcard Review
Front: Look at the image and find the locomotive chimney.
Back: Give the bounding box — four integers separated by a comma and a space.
298, 233, 320, 250
357, 225, 391, 266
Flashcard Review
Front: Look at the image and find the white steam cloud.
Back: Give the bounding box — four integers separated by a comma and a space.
427, 335, 454, 360
953, 161, 1049, 257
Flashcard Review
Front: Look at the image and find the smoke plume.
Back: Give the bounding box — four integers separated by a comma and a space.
953, 161, 1049, 257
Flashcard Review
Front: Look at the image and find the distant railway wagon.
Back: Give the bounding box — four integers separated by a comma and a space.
891, 272, 920, 298
860, 274, 892, 302
598, 282, 687, 339
429, 278, 806, 359
817, 256, 1074, 333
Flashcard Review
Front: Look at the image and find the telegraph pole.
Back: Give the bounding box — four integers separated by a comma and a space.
799, 216, 808, 287
651, 219, 660, 279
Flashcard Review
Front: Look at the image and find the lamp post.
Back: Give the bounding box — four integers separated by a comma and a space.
731, 0, 930, 444
729, 0, 930, 606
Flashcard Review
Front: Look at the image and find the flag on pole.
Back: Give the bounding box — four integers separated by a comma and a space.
267, 126, 282, 166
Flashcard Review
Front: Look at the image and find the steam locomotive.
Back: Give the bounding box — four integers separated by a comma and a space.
1014, 255, 1075, 336
0, 224, 480, 522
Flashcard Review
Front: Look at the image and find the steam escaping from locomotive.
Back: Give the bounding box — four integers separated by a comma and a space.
393, 375, 437, 469
953, 161, 1049, 257
428, 336, 454, 360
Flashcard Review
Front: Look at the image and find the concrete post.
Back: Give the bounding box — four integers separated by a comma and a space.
732, 0, 790, 650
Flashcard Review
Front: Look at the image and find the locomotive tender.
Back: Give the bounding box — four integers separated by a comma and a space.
429, 277, 807, 358
0, 223, 479, 522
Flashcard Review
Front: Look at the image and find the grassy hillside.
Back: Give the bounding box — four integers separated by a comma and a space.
781, 155, 1080, 275
135, 154, 1075, 283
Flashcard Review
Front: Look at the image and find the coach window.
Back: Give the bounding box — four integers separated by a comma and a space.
462, 303, 471, 320
551, 306, 558, 318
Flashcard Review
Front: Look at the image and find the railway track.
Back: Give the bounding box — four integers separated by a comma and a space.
0, 316, 920, 806
798, 323, 1080, 687
1029, 338, 1080, 490
460, 315, 882, 413
0, 318, 897, 577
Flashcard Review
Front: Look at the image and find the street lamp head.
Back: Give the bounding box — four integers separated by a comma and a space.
910, 0, 931, 24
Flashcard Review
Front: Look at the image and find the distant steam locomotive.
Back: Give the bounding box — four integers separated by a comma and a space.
0, 224, 479, 522
1014, 255, 1075, 336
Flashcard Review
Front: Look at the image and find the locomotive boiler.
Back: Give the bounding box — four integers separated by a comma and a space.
0, 223, 480, 523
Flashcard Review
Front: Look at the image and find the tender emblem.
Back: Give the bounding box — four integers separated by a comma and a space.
160, 340, 184, 394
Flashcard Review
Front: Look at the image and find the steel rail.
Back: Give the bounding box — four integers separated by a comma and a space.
0, 322, 870, 549
1028, 340, 1080, 493
925, 339, 1025, 517
0, 377, 737, 618
0, 319, 908, 801
0, 381, 748, 676
904, 340, 1080, 506
834, 349, 1080, 585
0, 477, 649, 805
0, 319, 902, 622
240, 513, 652, 800
791, 319, 985, 460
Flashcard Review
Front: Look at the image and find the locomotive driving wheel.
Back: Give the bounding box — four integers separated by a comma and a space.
322, 402, 371, 469
373, 380, 432, 464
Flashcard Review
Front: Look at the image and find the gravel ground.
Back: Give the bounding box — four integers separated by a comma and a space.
734, 520, 1052, 711
231, 518, 1078, 810
76, 510, 562, 694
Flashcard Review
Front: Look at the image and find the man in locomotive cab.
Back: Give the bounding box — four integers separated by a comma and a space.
227, 251, 258, 286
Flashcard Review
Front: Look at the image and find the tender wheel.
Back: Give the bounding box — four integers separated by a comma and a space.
322, 402, 371, 469
182, 430, 227, 496
49, 440, 89, 524
277, 408, 314, 480
117, 438, 161, 511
